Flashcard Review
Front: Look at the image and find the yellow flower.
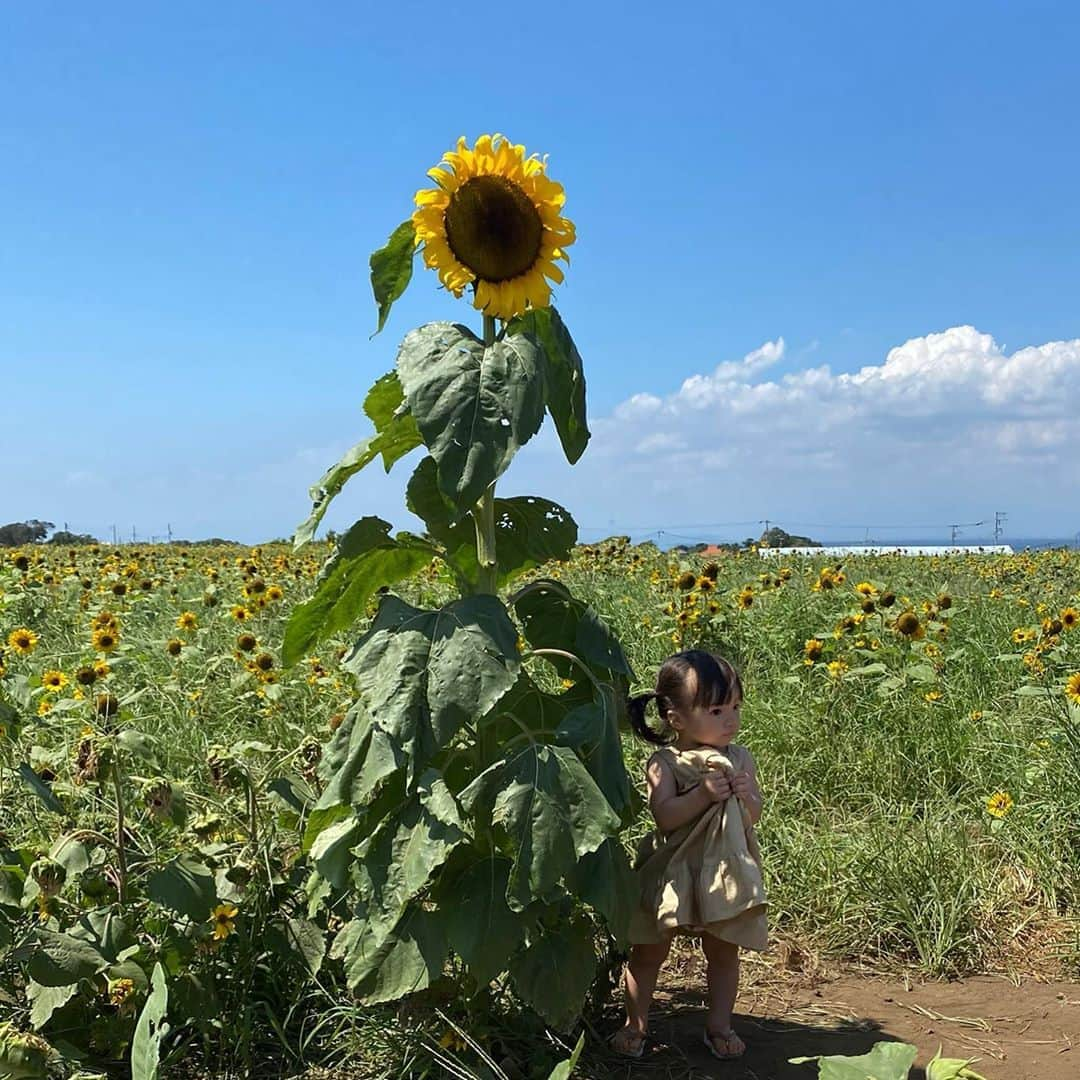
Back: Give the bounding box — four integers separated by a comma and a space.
91, 627, 119, 654
1065, 672, 1080, 706
412, 134, 576, 321
804, 638, 824, 663
37, 697, 53, 716
41, 669, 68, 691
985, 790, 1013, 818
855, 581, 876, 596
969, 710, 983, 721
1061, 607, 1079, 630
737, 588, 754, 610
210, 902, 238, 941
176, 611, 198, 631
230, 605, 250, 622
266, 584, 284, 601
826, 659, 848, 679
93, 660, 111, 679
7, 627, 39, 655
924, 690, 943, 702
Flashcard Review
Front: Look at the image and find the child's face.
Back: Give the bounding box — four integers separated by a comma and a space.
668, 675, 742, 749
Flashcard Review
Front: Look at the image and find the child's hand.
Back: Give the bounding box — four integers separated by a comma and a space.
701, 770, 733, 803
731, 771, 754, 800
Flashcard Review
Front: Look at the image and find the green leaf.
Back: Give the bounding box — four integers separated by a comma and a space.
343, 594, 520, 786
546, 1032, 586, 1080
283, 917, 326, 979
27, 980, 79, 1029
396, 321, 545, 512
566, 837, 635, 947
440, 856, 529, 985
146, 857, 216, 923
353, 770, 467, 937
508, 915, 596, 1031
27, 929, 108, 987
406, 455, 577, 589
555, 682, 633, 820
926, 1045, 988, 1080
460, 744, 620, 912
789, 1039, 918, 1079
17, 763, 64, 815
370, 220, 416, 335
131, 962, 169, 1080
506, 307, 590, 464
514, 579, 634, 681
283, 516, 437, 666
310, 704, 406, 821
330, 903, 449, 1001
293, 372, 421, 547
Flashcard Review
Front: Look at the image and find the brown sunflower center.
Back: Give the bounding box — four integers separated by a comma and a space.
444, 175, 543, 283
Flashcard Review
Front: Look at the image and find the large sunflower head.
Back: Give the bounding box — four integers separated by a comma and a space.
412, 134, 575, 321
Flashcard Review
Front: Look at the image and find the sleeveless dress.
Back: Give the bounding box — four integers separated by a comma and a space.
628, 743, 769, 950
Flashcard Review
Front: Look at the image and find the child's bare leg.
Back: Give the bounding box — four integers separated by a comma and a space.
612, 938, 672, 1053
700, 934, 745, 1053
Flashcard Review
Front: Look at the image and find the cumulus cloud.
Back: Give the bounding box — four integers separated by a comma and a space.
511, 326, 1080, 540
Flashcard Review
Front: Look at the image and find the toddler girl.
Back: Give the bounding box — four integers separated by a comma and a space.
611, 649, 767, 1061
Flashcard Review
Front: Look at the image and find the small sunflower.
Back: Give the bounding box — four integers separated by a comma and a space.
236, 633, 257, 653
41, 669, 68, 691
412, 134, 575, 321
176, 611, 198, 632
91, 627, 119, 654
985, 790, 1013, 819
737, 588, 754, 610
676, 571, 696, 591
8, 627, 39, 655
895, 611, 921, 637
1065, 672, 1080, 706
855, 581, 876, 597
165, 638, 184, 658
1060, 607, 1078, 630
230, 605, 250, 622
826, 659, 848, 679
211, 902, 238, 941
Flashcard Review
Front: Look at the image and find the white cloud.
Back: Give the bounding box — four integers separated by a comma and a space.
507, 325, 1080, 540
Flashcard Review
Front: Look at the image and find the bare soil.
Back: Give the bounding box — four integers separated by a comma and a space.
600, 948, 1080, 1080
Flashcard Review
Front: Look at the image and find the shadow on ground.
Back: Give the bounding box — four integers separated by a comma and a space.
593, 992, 925, 1079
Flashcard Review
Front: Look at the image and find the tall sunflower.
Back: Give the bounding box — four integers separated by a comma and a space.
412, 134, 575, 321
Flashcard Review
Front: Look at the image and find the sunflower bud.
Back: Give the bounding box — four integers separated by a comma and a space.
30, 857, 66, 899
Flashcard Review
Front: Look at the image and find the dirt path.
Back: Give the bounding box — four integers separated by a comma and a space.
610, 953, 1080, 1079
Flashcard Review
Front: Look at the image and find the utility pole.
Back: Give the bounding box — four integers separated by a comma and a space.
131, 526, 136, 543
111, 524, 118, 545
167, 522, 173, 543
950, 520, 984, 544
994, 511, 1007, 543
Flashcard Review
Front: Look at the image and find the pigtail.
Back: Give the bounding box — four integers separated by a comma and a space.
626, 691, 672, 746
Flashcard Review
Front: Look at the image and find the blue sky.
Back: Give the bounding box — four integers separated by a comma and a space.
4, 2, 1079, 545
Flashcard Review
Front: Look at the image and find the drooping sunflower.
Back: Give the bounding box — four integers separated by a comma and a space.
412, 134, 575, 321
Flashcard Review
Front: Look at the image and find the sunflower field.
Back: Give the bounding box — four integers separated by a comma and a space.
2, 540, 1079, 1077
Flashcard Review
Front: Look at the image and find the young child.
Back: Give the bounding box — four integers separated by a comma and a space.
611, 649, 767, 1061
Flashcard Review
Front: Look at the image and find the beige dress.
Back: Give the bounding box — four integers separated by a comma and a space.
628, 743, 769, 950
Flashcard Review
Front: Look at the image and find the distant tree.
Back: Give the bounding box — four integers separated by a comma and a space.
0, 520, 55, 546
47, 530, 97, 546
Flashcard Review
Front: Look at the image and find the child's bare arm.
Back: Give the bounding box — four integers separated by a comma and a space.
647, 754, 727, 833
731, 751, 763, 825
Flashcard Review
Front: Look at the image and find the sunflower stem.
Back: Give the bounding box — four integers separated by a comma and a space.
473, 315, 499, 594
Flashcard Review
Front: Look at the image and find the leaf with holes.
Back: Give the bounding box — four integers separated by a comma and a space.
396, 322, 545, 512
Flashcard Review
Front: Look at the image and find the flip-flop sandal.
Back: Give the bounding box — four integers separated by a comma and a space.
610, 1029, 647, 1058
703, 1027, 745, 1060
